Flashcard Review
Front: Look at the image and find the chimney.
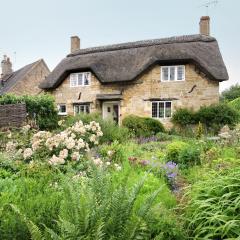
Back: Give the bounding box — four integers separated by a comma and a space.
71, 36, 80, 53
199, 16, 210, 36
1, 55, 13, 78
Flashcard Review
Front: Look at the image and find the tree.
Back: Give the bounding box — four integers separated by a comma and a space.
221, 84, 240, 102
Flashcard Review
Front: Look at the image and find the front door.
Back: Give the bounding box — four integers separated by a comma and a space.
102, 102, 119, 124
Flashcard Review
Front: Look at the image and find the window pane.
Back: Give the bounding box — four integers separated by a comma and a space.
162, 67, 169, 81
152, 102, 158, 118
169, 66, 175, 81
86, 105, 90, 113
80, 105, 85, 112
84, 73, 90, 85
165, 102, 172, 117
59, 105, 66, 113
70, 74, 77, 87
74, 106, 79, 114
78, 73, 83, 86
159, 102, 165, 118
177, 66, 184, 80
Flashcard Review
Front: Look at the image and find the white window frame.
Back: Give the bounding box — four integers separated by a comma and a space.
161, 65, 185, 82
152, 101, 172, 119
57, 104, 67, 116
73, 104, 90, 116
70, 72, 91, 87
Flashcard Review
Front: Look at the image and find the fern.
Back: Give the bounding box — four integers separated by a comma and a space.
1, 168, 167, 240
4, 204, 43, 240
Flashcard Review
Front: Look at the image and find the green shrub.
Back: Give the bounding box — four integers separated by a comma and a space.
172, 108, 196, 126
178, 146, 201, 167
165, 141, 201, 168
171, 104, 239, 134
196, 103, 239, 132
0, 94, 58, 130
63, 113, 130, 143
143, 117, 165, 134
122, 115, 165, 137
229, 97, 240, 113
100, 140, 127, 163
165, 141, 189, 163
220, 83, 240, 102
185, 168, 240, 239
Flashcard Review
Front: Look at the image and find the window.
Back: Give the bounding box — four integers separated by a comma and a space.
58, 104, 67, 115
152, 101, 172, 118
70, 72, 91, 87
161, 65, 185, 81
74, 104, 90, 115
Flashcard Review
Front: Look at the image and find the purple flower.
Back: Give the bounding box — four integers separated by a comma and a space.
167, 172, 177, 179
137, 136, 158, 144
162, 161, 179, 192
163, 161, 177, 170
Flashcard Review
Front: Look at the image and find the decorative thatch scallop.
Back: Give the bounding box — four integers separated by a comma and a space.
39, 34, 228, 89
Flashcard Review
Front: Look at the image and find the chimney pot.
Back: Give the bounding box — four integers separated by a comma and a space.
199, 16, 210, 36
71, 36, 80, 53
1, 55, 13, 78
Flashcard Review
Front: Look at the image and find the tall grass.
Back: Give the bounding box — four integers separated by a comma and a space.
185, 168, 240, 239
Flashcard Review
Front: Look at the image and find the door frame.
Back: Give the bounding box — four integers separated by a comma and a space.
102, 101, 120, 124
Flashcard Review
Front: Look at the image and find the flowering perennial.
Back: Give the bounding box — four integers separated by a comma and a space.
23, 120, 103, 165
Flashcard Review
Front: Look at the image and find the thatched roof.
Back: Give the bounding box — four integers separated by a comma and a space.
0, 59, 48, 95
40, 34, 228, 89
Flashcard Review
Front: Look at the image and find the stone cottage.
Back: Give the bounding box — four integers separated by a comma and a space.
39, 16, 228, 127
0, 56, 50, 96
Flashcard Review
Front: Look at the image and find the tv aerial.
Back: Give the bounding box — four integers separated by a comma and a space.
199, 0, 219, 15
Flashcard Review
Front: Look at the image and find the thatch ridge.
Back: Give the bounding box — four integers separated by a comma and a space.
40, 34, 228, 89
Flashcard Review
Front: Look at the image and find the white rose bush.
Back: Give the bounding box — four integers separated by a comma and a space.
4, 121, 103, 166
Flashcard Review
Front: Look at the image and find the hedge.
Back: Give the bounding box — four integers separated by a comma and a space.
0, 94, 58, 130
122, 115, 165, 137
172, 103, 239, 133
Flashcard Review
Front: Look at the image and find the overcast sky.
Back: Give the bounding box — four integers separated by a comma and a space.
0, 0, 239, 91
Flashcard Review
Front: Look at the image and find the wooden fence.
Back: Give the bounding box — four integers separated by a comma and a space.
0, 103, 27, 127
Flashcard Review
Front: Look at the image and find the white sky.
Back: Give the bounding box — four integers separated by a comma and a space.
0, 0, 239, 91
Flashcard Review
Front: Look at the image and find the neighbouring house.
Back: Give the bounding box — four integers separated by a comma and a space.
0, 56, 50, 96
39, 16, 228, 127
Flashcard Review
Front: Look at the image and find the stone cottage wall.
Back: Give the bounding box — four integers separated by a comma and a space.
50, 63, 219, 127
10, 60, 50, 96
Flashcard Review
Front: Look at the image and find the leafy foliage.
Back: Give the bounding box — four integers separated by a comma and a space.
0, 165, 61, 239
185, 168, 240, 239
122, 115, 165, 137
172, 104, 239, 133
228, 97, 240, 113
0, 167, 184, 240
166, 141, 201, 167
221, 84, 240, 102
0, 94, 58, 130
172, 108, 196, 126
63, 113, 130, 143
196, 103, 239, 130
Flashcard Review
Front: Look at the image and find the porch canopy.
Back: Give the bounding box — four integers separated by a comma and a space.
96, 94, 122, 101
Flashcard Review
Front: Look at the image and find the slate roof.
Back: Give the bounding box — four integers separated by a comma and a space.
39, 34, 228, 89
0, 59, 43, 95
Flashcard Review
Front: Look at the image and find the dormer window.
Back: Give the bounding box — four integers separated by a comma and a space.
161, 65, 185, 81
70, 72, 91, 87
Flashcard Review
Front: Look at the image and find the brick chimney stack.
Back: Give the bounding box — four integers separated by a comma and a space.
71, 36, 80, 53
199, 16, 210, 36
1, 55, 13, 78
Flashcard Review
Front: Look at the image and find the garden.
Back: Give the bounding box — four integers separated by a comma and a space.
0, 89, 240, 240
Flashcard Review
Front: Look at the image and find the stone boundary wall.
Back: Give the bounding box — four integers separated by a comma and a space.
0, 103, 27, 127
